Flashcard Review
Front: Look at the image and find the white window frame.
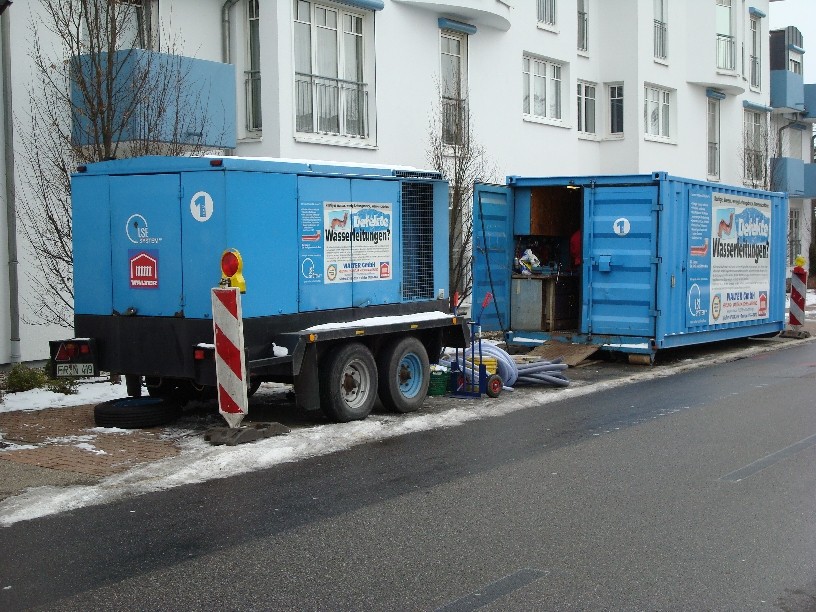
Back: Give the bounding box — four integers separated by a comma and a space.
716, 0, 735, 71
440, 29, 468, 147
788, 208, 802, 266
707, 98, 720, 180
644, 84, 673, 142
607, 83, 624, 137
522, 54, 566, 127
85, 1, 159, 50
653, 0, 667, 61
244, 0, 262, 135
749, 16, 761, 90
577, 80, 596, 137
537, 0, 558, 32
789, 51, 803, 75
577, 0, 588, 53
293, 0, 376, 148
743, 109, 767, 186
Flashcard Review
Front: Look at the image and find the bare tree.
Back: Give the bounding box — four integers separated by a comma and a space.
427, 86, 496, 303
17, 0, 213, 327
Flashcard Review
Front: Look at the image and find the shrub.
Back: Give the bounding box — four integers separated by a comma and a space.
46, 376, 78, 395
5, 364, 48, 393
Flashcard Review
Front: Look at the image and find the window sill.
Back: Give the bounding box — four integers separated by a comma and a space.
654, 57, 669, 66
238, 134, 263, 143
294, 133, 378, 149
644, 133, 676, 145
716, 69, 738, 77
706, 175, 721, 182
523, 114, 569, 129
577, 49, 590, 59
749, 85, 762, 94
578, 132, 600, 141
537, 23, 559, 34
604, 133, 625, 141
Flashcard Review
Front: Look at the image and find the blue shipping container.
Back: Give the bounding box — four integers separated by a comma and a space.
472, 172, 788, 357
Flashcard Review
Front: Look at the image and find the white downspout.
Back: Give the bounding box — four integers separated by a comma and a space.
1, 5, 20, 363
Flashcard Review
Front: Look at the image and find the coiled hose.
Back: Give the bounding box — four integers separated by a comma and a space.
444, 343, 570, 388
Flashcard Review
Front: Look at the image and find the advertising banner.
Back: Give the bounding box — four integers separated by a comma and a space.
686, 191, 772, 327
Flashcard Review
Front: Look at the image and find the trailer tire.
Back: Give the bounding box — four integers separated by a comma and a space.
376, 337, 430, 413
93, 397, 182, 429
319, 343, 378, 422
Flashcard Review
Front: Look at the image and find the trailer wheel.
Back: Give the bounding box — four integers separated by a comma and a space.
319, 343, 378, 422
94, 397, 182, 429
377, 337, 430, 413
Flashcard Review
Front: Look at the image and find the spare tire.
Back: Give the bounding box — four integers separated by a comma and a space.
94, 397, 182, 429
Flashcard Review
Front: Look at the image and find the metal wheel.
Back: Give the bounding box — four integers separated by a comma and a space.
376, 336, 430, 413
319, 342, 377, 422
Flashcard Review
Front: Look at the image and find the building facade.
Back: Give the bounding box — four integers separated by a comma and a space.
0, 0, 813, 362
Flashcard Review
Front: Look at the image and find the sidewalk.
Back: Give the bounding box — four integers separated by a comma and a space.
1, 305, 815, 518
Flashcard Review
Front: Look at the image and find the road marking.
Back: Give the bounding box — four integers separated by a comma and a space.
435, 568, 547, 612
720, 433, 816, 482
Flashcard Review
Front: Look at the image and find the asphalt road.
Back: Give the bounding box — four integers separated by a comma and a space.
1, 342, 816, 610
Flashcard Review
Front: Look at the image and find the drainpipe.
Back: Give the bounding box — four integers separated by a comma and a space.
222, 0, 241, 64
1, 7, 20, 363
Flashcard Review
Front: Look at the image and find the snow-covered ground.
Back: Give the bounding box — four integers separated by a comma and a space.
1, 289, 814, 526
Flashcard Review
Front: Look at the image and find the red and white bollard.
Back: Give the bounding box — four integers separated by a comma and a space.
784, 255, 810, 338
211, 286, 249, 428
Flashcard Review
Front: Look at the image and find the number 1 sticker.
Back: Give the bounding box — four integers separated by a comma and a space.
190, 191, 214, 222
613, 217, 630, 236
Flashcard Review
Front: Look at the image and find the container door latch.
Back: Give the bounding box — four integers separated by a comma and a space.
598, 255, 612, 272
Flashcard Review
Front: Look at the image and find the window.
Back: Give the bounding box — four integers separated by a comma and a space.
749, 16, 760, 88
743, 110, 766, 185
577, 0, 588, 52
707, 98, 720, 179
441, 30, 467, 146
609, 84, 624, 134
245, 0, 262, 132
653, 0, 667, 60
523, 55, 563, 124
644, 84, 671, 139
790, 52, 803, 75
788, 209, 802, 266
577, 81, 596, 134
294, 1, 370, 140
716, 0, 734, 70
87, 0, 159, 49
538, 0, 557, 27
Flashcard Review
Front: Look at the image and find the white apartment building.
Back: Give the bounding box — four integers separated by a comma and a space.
0, 0, 812, 363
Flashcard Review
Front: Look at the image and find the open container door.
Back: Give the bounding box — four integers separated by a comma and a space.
583, 184, 659, 338
472, 184, 513, 331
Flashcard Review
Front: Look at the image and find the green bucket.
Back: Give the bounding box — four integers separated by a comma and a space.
428, 370, 449, 396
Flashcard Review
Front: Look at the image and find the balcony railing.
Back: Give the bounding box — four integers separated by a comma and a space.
577, 10, 588, 51
295, 73, 369, 138
245, 70, 262, 132
749, 55, 760, 89
654, 20, 667, 59
708, 142, 720, 178
442, 96, 467, 146
717, 34, 735, 70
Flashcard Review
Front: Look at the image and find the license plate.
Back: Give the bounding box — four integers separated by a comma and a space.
56, 363, 94, 377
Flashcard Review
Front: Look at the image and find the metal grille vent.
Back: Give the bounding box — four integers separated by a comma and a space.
401, 181, 435, 301
394, 170, 443, 180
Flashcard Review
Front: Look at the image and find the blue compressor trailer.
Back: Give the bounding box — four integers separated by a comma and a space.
472, 172, 788, 361
50, 156, 467, 423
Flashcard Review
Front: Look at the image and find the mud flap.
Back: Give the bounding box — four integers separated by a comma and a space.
294, 342, 321, 413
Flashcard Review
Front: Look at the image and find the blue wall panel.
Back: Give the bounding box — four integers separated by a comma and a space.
73, 175, 113, 316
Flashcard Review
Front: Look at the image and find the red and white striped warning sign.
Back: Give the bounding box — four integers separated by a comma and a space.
790, 265, 807, 327
212, 287, 248, 428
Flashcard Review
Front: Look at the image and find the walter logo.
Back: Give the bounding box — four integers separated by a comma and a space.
126, 213, 162, 244
129, 250, 159, 289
